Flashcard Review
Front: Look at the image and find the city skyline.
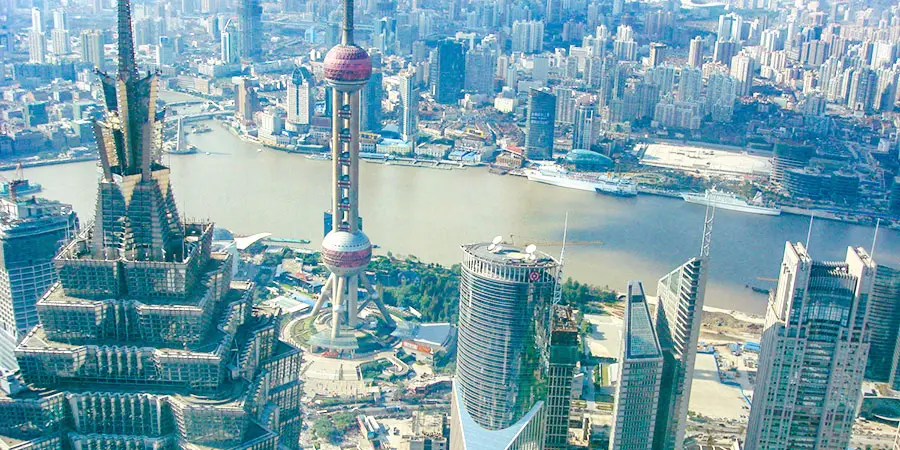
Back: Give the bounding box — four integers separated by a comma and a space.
3, 0, 900, 447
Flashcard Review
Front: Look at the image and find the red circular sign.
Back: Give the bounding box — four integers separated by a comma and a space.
529, 270, 541, 282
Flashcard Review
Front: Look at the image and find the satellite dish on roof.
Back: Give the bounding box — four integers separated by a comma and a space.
488, 243, 496, 251
494, 245, 503, 253
492, 235, 503, 245
525, 244, 537, 254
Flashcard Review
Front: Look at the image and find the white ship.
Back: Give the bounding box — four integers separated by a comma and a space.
524, 165, 638, 197
681, 188, 781, 216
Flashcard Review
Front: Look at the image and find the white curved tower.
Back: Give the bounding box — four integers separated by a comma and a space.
309, 0, 394, 352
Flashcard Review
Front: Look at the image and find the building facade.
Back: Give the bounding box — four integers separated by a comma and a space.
399, 69, 419, 142
286, 67, 315, 127
867, 265, 900, 383
450, 241, 559, 449
431, 39, 465, 105
610, 281, 663, 450
237, 0, 261, 60
745, 243, 874, 450
545, 306, 578, 450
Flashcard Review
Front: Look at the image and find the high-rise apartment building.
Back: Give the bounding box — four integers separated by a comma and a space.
745, 243, 875, 450
0, 0, 302, 448
431, 39, 465, 105
450, 241, 559, 449
28, 8, 46, 64
237, 0, 261, 60
399, 69, 418, 142
610, 281, 663, 450
80, 29, 104, 69
730, 54, 753, 96
0, 193, 77, 370
688, 36, 703, 67
286, 67, 314, 127
511, 20, 544, 54
360, 53, 383, 132
678, 67, 703, 102
525, 88, 556, 160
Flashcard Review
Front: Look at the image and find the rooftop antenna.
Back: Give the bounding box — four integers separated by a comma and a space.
700, 203, 715, 259
552, 212, 569, 307
871, 217, 881, 260
805, 215, 814, 250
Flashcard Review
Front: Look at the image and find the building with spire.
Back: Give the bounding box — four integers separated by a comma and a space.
745, 244, 875, 450
652, 205, 713, 450
306, 0, 395, 354
0, 0, 302, 447
286, 67, 315, 128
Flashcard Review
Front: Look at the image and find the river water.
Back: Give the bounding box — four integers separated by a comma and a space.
6, 93, 898, 315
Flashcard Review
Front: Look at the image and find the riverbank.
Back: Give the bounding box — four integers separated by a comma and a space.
0, 155, 96, 171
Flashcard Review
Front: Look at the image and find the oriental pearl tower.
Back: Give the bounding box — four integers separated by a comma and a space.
309, 0, 395, 352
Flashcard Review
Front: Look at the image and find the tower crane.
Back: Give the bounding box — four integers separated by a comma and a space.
0, 162, 27, 202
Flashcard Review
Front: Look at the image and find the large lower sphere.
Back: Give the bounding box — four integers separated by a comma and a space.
321, 230, 372, 276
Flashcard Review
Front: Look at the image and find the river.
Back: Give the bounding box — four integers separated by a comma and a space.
5, 92, 898, 315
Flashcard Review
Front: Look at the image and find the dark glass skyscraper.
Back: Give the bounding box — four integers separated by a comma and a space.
431, 39, 465, 105
0, 192, 77, 370
237, 0, 261, 60
0, 1, 302, 447
525, 88, 556, 160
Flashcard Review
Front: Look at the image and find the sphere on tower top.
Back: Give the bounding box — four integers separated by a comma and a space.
321, 230, 372, 276
323, 44, 372, 91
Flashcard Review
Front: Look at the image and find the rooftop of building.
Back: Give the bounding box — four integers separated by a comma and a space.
462, 242, 557, 268
625, 282, 662, 360
0, 195, 73, 229
552, 306, 577, 332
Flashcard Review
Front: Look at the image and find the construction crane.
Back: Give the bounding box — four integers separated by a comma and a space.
508, 234, 603, 247
0, 163, 27, 202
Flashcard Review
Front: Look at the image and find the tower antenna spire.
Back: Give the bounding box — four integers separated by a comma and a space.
871, 217, 881, 260
341, 0, 354, 45
553, 212, 569, 307
805, 215, 814, 250
700, 203, 715, 259
116, 0, 137, 79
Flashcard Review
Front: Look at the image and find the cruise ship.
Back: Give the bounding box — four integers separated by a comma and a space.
524, 165, 638, 197
681, 188, 780, 215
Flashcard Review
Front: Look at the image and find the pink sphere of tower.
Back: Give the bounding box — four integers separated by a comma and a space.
321, 230, 372, 276
323, 44, 372, 92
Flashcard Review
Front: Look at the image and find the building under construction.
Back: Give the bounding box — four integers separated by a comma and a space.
0, 0, 302, 447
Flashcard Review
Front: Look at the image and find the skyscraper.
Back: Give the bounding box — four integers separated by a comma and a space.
745, 244, 875, 450
431, 39, 465, 105
399, 69, 418, 142
0, 191, 77, 370
80, 29, 104, 69
610, 281, 663, 450
450, 240, 558, 449
688, 36, 703, 68
867, 265, 900, 383
0, 0, 302, 447
652, 207, 713, 450
649, 42, 667, 67
221, 18, 239, 64
286, 67, 315, 127
464, 45, 495, 95
730, 54, 753, 96
50, 10, 68, 55
307, 0, 395, 354
525, 88, 556, 160
235, 77, 259, 121
572, 96, 595, 150
237, 0, 261, 60
546, 305, 578, 450
28, 8, 46, 63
